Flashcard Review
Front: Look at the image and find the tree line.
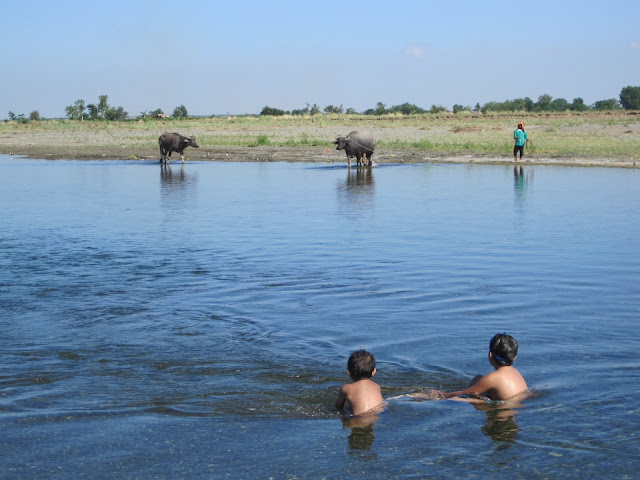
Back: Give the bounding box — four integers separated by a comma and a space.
5, 86, 640, 122
62, 95, 188, 121
261, 86, 640, 116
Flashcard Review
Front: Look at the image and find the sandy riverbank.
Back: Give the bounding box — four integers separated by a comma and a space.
1, 117, 637, 168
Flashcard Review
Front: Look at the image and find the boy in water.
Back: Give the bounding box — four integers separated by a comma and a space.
428, 333, 528, 401
335, 349, 384, 416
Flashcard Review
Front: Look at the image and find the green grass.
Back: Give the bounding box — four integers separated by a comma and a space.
2, 111, 639, 159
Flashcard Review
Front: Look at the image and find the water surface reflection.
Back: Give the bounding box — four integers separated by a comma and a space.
342, 414, 379, 453
513, 165, 533, 212
337, 167, 375, 215
160, 164, 198, 206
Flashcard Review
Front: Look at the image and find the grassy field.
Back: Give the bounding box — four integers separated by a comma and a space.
1, 111, 638, 166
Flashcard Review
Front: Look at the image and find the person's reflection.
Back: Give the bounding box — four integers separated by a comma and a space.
513, 165, 533, 211
459, 394, 529, 447
477, 402, 520, 446
341, 414, 379, 454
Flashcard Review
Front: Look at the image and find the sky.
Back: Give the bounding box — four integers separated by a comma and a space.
2, 0, 639, 118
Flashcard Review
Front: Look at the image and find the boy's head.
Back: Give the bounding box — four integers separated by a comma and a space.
489, 333, 519, 367
347, 349, 377, 380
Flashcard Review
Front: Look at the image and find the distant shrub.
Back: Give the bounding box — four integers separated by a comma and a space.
260, 106, 286, 116
593, 99, 621, 111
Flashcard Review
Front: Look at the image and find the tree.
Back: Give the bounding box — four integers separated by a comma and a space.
260, 106, 286, 116
98, 95, 109, 120
453, 104, 469, 114
324, 104, 343, 114
534, 94, 553, 112
345, 107, 358, 114
474, 103, 481, 113
524, 97, 534, 112
8, 111, 16, 121
29, 110, 41, 121
291, 103, 310, 115
620, 86, 640, 110
105, 106, 128, 120
429, 104, 447, 114
373, 102, 387, 115
74, 99, 85, 121
389, 103, 426, 115
173, 105, 188, 118
593, 99, 621, 110
86, 104, 98, 120
570, 98, 589, 111
65, 105, 79, 120
551, 98, 569, 112
309, 104, 321, 115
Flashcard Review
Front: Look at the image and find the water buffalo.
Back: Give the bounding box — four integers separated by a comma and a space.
158, 132, 199, 164
332, 130, 376, 167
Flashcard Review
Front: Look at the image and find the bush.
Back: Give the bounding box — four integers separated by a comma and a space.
453, 104, 470, 114
593, 99, 621, 111
260, 106, 286, 116
570, 98, 589, 111
389, 103, 426, 115
324, 105, 343, 114
255, 134, 270, 145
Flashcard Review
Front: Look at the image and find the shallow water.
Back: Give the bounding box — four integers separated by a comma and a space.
1, 156, 639, 478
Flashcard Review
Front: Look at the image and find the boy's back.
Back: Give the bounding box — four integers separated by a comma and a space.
336, 378, 383, 416
335, 349, 384, 416
472, 365, 527, 400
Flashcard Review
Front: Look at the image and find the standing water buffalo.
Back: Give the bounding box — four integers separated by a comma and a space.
332, 130, 376, 167
158, 132, 199, 164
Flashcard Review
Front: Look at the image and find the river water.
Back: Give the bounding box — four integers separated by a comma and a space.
1, 156, 638, 479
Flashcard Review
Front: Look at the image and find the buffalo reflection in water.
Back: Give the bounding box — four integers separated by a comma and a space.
337, 167, 375, 211
160, 164, 198, 207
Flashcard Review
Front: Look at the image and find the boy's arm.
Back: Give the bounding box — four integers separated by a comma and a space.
335, 386, 348, 411
442, 374, 496, 399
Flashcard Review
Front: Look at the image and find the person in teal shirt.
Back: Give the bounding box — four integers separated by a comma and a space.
513, 121, 528, 162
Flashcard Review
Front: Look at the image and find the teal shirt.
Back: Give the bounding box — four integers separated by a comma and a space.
514, 129, 528, 147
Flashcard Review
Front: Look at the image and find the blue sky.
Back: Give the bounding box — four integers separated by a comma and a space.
3, 0, 639, 118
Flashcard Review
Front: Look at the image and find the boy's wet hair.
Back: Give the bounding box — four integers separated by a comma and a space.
347, 349, 376, 380
489, 333, 519, 367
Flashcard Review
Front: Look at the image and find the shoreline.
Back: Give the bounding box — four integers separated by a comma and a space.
2, 113, 638, 168
2, 144, 637, 169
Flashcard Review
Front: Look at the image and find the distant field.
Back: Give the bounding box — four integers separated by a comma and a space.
1, 111, 638, 167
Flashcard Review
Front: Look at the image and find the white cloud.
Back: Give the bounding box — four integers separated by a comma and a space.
404, 45, 424, 59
